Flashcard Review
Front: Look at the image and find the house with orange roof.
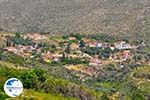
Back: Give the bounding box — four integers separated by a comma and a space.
70, 43, 79, 50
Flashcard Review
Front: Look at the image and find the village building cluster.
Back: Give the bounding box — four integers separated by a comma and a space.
4, 45, 41, 58
1, 33, 148, 79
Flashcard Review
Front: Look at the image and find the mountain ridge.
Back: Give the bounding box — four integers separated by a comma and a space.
0, 0, 150, 34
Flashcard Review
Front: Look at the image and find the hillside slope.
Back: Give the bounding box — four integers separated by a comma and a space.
0, 0, 150, 34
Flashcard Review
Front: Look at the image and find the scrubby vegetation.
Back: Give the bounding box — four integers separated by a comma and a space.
0, 65, 100, 100
0, 60, 149, 100
0, 32, 149, 100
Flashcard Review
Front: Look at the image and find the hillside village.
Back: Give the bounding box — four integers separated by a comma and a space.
0, 32, 149, 81
0, 32, 150, 100
0, 0, 150, 99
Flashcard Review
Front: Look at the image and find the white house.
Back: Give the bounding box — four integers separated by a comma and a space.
114, 41, 131, 50
96, 43, 103, 48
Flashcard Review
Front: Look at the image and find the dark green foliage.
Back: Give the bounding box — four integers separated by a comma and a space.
61, 57, 89, 65
121, 82, 145, 100
12, 35, 34, 46
0, 92, 8, 100
81, 47, 112, 59
62, 35, 68, 39
101, 93, 109, 100
0, 67, 99, 100
51, 44, 56, 49
105, 64, 115, 71
41, 32, 50, 34
5, 53, 26, 66
133, 54, 143, 61
50, 61, 61, 66
15, 32, 21, 38
38, 42, 47, 47
62, 33, 83, 40
6, 36, 12, 47
41, 78, 98, 100
89, 34, 116, 43
100, 48, 112, 59
69, 33, 83, 40
65, 44, 71, 53
0, 50, 4, 60
79, 40, 85, 47
18, 71, 38, 89
81, 47, 101, 55
18, 68, 46, 89
67, 40, 78, 44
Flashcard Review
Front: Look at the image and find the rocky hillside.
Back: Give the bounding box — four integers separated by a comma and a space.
0, 0, 150, 34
